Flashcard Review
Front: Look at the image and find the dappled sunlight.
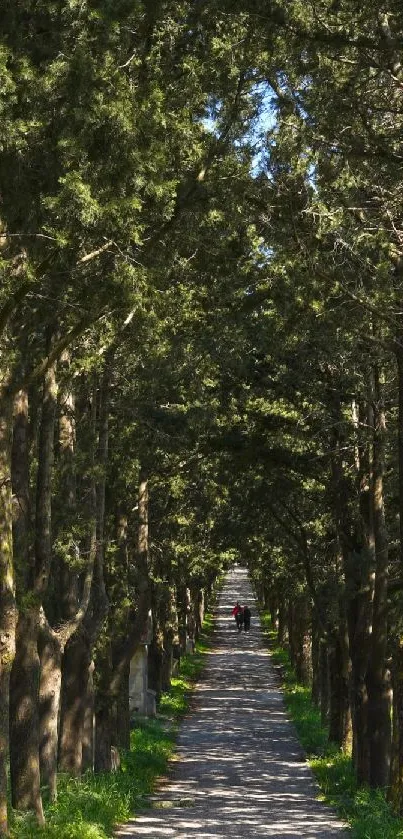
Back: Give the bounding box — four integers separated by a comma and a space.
118, 568, 348, 838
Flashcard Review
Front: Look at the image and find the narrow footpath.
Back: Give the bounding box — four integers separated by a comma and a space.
117, 567, 349, 838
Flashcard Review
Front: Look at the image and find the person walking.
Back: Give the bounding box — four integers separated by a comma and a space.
231, 602, 243, 631
243, 605, 251, 631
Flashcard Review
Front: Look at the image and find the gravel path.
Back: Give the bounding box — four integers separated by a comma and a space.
116, 567, 349, 838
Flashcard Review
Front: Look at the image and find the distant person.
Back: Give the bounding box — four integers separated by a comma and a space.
232, 602, 243, 631
243, 605, 251, 631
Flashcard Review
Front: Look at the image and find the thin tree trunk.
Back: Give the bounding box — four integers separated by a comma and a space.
82, 661, 95, 771
94, 707, 112, 774
389, 639, 403, 813
37, 627, 62, 801
115, 661, 130, 751
319, 638, 329, 727
277, 598, 287, 645
162, 586, 179, 691
91, 370, 112, 773
148, 623, 164, 700
9, 612, 43, 822
330, 396, 373, 784
10, 362, 56, 822
59, 628, 92, 775
328, 633, 351, 748
367, 367, 392, 788
0, 383, 17, 837
9, 387, 40, 817
95, 468, 151, 767
311, 613, 321, 707
58, 377, 102, 777
288, 600, 295, 667
293, 593, 312, 686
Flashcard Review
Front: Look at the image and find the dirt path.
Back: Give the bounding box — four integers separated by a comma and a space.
116, 567, 349, 838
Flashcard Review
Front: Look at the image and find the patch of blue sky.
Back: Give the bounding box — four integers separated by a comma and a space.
200, 81, 278, 176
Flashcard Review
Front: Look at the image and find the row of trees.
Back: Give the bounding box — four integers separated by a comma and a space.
242, 0, 403, 812
1, 0, 403, 834
0, 1, 261, 831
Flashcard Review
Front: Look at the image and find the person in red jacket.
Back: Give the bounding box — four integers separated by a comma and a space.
231, 602, 244, 631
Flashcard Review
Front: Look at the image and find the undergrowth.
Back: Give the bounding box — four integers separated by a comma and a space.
10, 612, 216, 839
260, 612, 403, 839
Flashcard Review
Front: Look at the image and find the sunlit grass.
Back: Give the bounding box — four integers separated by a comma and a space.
10, 609, 216, 838
260, 612, 403, 838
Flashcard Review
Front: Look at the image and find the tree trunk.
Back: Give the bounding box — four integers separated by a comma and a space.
38, 626, 62, 801
94, 707, 112, 773
11, 389, 31, 584
162, 586, 179, 691
311, 612, 321, 707
59, 628, 91, 775
148, 624, 164, 700
9, 611, 43, 822
277, 597, 287, 645
9, 387, 41, 818
93, 440, 151, 770
319, 638, 329, 726
389, 639, 403, 813
0, 384, 16, 836
268, 593, 278, 628
191, 587, 204, 641
57, 380, 98, 777
293, 593, 311, 686
395, 294, 403, 572
366, 368, 391, 788
176, 579, 188, 654
330, 396, 373, 784
82, 661, 95, 772
10, 363, 56, 822
115, 661, 130, 751
287, 600, 295, 667
328, 634, 351, 749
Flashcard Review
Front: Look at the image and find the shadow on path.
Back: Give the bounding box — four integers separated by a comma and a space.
116, 567, 349, 838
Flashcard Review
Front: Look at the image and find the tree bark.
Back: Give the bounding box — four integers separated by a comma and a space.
319, 638, 329, 727
94, 706, 112, 774
389, 639, 403, 813
10, 362, 56, 822
328, 632, 351, 749
366, 367, 391, 788
82, 661, 95, 771
58, 376, 103, 777
162, 586, 180, 691
59, 627, 92, 775
0, 383, 17, 837
9, 388, 39, 817
311, 612, 321, 707
37, 626, 62, 801
277, 597, 287, 645
329, 395, 373, 784
293, 593, 312, 686
115, 661, 130, 751
148, 623, 164, 700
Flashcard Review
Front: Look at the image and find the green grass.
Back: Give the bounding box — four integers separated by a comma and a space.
10, 613, 216, 839
260, 612, 403, 839
10, 720, 175, 839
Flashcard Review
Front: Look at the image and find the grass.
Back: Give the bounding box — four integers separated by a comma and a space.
260, 612, 403, 839
10, 611, 216, 839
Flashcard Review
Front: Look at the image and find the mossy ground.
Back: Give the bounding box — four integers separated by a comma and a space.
10, 612, 216, 839
260, 613, 403, 839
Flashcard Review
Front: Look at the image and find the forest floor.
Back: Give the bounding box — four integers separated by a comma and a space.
116, 566, 349, 838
